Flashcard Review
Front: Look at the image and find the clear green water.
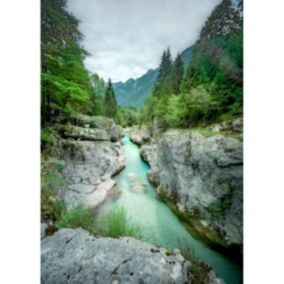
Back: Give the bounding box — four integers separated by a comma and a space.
97, 134, 242, 284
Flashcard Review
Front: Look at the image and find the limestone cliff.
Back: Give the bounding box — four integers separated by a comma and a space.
140, 119, 243, 256
44, 115, 125, 211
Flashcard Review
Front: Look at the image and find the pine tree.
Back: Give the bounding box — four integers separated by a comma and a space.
172, 53, 184, 95
104, 79, 117, 118
41, 0, 92, 123
153, 48, 173, 97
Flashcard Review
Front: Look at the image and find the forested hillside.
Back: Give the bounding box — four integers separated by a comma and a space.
41, 0, 94, 122
140, 0, 243, 131
41, 0, 141, 133
114, 46, 192, 109
41, 1, 243, 283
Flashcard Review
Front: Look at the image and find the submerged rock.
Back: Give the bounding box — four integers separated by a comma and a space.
130, 182, 147, 193
41, 228, 191, 284
142, 129, 243, 253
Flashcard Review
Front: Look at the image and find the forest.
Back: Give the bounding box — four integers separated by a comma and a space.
41, 0, 243, 140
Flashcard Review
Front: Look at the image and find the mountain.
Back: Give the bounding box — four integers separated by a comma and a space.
114, 69, 158, 109
114, 46, 193, 109
200, 0, 243, 40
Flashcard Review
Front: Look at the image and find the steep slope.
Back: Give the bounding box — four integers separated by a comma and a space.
114, 69, 158, 109
41, 115, 125, 216
140, 121, 243, 257
114, 46, 192, 109
138, 0, 243, 257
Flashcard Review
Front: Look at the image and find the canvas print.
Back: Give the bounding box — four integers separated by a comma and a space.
41, 0, 243, 283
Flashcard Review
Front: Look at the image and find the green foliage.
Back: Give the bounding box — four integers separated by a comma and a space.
41, 188, 66, 222
140, 96, 158, 126
57, 206, 96, 233
104, 79, 117, 118
41, 128, 55, 145
90, 73, 106, 97
90, 73, 106, 115
41, 157, 66, 222
53, 205, 146, 241
153, 48, 174, 97
183, 28, 243, 118
116, 106, 140, 127
155, 96, 170, 130
164, 95, 182, 128
172, 53, 185, 95
41, 0, 95, 123
191, 128, 219, 137
142, 23, 243, 131
96, 207, 144, 240
41, 72, 90, 115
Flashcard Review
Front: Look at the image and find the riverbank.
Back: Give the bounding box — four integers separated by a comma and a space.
41, 115, 227, 284
95, 133, 242, 284
129, 119, 243, 261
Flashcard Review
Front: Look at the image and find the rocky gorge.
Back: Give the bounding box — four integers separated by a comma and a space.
135, 119, 243, 258
41, 115, 228, 284
46, 115, 125, 211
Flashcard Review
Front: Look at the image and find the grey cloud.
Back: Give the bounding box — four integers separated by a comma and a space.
67, 0, 221, 82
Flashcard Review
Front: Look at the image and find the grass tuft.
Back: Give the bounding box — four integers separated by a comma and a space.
96, 207, 145, 240
57, 206, 96, 233
41, 157, 66, 222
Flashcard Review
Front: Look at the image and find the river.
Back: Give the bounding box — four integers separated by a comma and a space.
97, 134, 242, 284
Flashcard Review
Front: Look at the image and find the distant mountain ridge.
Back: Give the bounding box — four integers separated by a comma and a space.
114, 46, 193, 109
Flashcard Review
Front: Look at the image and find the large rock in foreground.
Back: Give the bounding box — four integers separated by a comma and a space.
41, 228, 191, 284
141, 129, 243, 255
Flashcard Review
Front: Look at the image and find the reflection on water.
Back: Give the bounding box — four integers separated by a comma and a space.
96, 134, 242, 284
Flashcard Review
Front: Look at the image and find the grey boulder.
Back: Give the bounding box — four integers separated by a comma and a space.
41, 228, 191, 284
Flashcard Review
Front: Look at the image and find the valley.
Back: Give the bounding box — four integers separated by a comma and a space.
41, 0, 243, 283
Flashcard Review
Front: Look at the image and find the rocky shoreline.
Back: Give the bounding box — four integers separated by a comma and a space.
47, 115, 125, 211
135, 119, 243, 258
40, 115, 237, 283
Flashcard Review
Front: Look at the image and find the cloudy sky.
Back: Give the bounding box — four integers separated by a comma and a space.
67, 0, 221, 83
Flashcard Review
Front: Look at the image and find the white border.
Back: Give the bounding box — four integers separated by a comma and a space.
245, 0, 284, 283
1, 0, 284, 283
0, 0, 40, 283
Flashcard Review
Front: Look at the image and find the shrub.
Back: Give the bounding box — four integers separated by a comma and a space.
41, 188, 66, 222
41, 158, 66, 222
41, 129, 55, 145
42, 172, 65, 190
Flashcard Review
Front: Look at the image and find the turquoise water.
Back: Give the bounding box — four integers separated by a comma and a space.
97, 134, 242, 284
